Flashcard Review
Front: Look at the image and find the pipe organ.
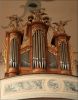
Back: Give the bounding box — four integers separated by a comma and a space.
4, 9, 72, 77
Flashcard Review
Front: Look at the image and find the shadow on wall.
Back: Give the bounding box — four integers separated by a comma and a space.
20, 97, 72, 100
0, 64, 5, 79
0, 52, 5, 79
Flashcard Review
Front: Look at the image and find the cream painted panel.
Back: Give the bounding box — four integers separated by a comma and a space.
0, 74, 78, 100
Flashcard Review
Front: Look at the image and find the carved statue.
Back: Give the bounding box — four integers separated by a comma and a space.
2, 15, 24, 31
51, 26, 58, 35
31, 8, 47, 21
52, 20, 71, 34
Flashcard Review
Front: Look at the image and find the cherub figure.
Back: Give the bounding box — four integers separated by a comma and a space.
2, 15, 24, 31
51, 25, 58, 35
52, 20, 71, 34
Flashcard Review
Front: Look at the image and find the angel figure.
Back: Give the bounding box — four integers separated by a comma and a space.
2, 15, 24, 31
52, 20, 71, 34
51, 25, 58, 35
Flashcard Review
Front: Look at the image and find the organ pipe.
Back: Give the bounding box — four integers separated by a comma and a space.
9, 37, 18, 68
60, 42, 69, 70
38, 30, 41, 68
32, 29, 46, 69
32, 33, 35, 68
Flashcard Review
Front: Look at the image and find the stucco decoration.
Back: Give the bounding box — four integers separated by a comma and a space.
47, 80, 59, 90
64, 80, 78, 92
5, 80, 44, 93
4, 79, 78, 94
1, 74, 78, 100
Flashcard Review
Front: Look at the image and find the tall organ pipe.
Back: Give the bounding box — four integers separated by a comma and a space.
43, 33, 46, 68
60, 42, 69, 70
9, 37, 18, 68
32, 29, 46, 69
38, 30, 41, 68
36, 30, 39, 68
32, 34, 35, 68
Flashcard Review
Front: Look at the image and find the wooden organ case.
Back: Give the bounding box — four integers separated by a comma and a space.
4, 10, 71, 77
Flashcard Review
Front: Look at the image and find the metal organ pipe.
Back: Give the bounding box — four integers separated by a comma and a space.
60, 42, 63, 69
41, 31, 43, 68
12, 39, 14, 67
32, 33, 35, 68
63, 42, 67, 70
9, 39, 13, 67
60, 42, 65, 70
60, 42, 69, 70
9, 37, 18, 68
65, 43, 69, 70
15, 39, 18, 67
63, 42, 66, 70
41, 31, 46, 69
37, 30, 39, 68
36, 30, 39, 68
41, 34, 44, 68
43, 33, 46, 69
36, 31, 38, 68
38, 30, 41, 68
34, 31, 36, 68
32, 29, 46, 69
13, 39, 15, 67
